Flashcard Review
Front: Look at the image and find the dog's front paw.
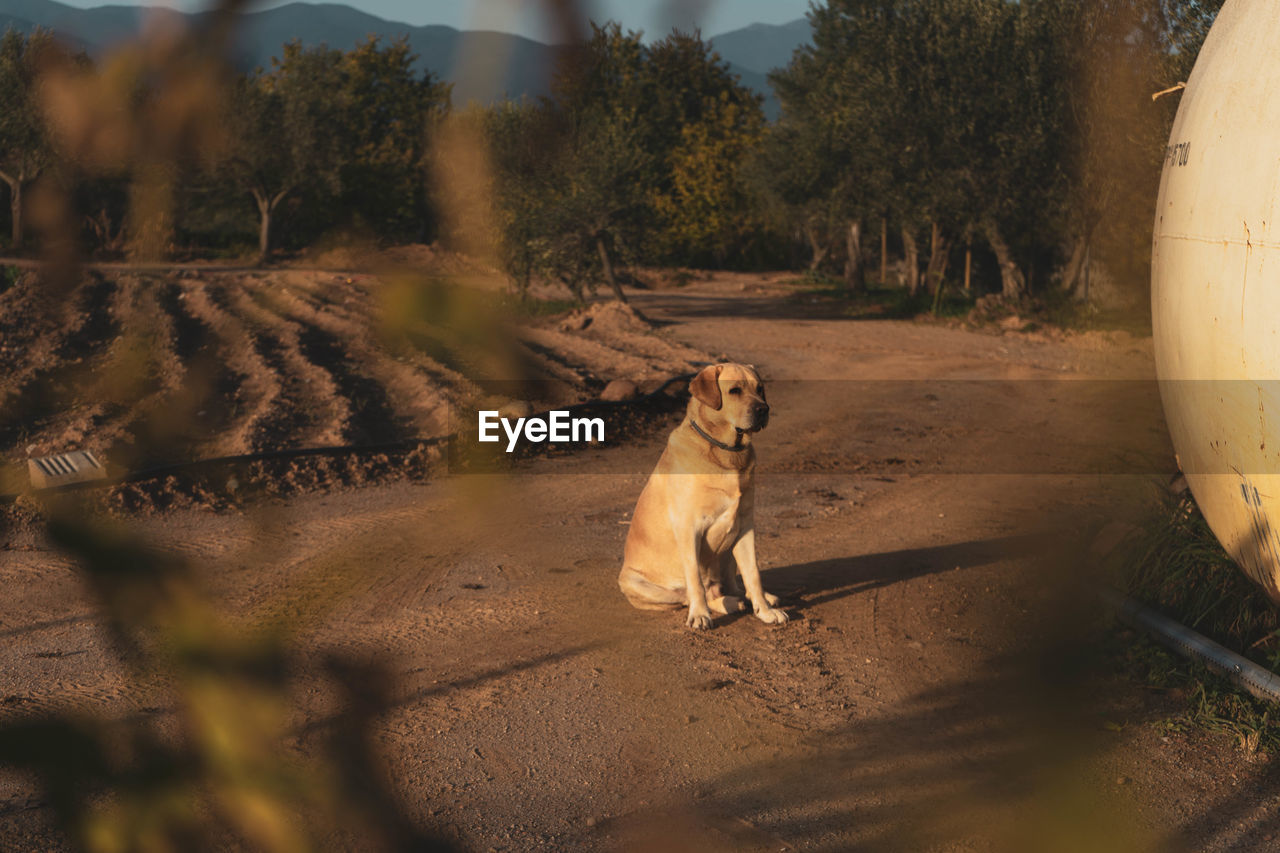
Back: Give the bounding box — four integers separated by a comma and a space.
754, 606, 789, 625
686, 610, 714, 630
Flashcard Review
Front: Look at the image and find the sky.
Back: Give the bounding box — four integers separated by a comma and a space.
47, 0, 816, 40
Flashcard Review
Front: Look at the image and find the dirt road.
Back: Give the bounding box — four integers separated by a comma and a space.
2, 277, 1277, 851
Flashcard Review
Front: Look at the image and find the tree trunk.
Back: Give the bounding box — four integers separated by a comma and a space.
924, 221, 951, 294
843, 220, 863, 293
1082, 241, 1091, 303
257, 207, 271, 262
880, 218, 888, 285
963, 246, 972, 294
1059, 227, 1098, 300
902, 227, 921, 295
254, 188, 290, 265
596, 234, 628, 304
983, 221, 1025, 299
10, 181, 20, 252
0, 171, 21, 251
803, 222, 829, 271
253, 190, 271, 263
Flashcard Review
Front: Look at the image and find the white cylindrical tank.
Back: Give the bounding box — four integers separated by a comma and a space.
1152, 0, 1280, 601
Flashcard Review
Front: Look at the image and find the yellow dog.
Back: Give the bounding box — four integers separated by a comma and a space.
619, 363, 788, 629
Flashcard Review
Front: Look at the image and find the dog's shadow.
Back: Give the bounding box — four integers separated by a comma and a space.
730, 532, 1051, 621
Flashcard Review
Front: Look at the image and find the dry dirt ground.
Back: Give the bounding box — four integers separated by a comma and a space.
1, 268, 1278, 851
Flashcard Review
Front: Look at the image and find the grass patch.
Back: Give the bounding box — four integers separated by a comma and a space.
496, 293, 580, 318
1113, 490, 1280, 750
1035, 287, 1152, 336
0, 265, 20, 294
786, 273, 976, 320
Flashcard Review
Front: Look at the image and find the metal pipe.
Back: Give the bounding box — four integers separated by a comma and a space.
1101, 586, 1280, 704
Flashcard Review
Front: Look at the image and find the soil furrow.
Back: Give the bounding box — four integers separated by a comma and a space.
226, 281, 348, 447
182, 279, 280, 455
9, 276, 148, 465
0, 269, 46, 383
281, 276, 484, 403
292, 322, 404, 445
270, 284, 450, 439
519, 325, 671, 383
513, 338, 594, 386
0, 274, 119, 457
99, 278, 190, 470
148, 282, 248, 459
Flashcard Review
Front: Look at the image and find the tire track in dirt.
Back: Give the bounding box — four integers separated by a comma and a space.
0, 671, 155, 725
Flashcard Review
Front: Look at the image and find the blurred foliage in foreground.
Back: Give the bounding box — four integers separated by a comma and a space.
0, 502, 455, 851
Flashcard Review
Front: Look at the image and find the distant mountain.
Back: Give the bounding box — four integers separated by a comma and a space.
708, 19, 811, 119
0, 0, 559, 104
709, 18, 811, 77
0, 0, 811, 116
0, 6, 93, 54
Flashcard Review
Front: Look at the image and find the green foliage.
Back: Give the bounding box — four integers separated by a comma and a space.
761, 0, 1223, 301
219, 36, 449, 259
654, 91, 765, 265
0, 29, 51, 173
0, 4, 1232, 296
334, 37, 450, 240
0, 28, 58, 249
790, 276, 973, 320
486, 24, 766, 298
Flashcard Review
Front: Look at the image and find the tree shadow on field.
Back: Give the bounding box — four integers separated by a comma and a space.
766, 532, 1049, 609
665, 659, 1161, 852
673, 648, 1280, 853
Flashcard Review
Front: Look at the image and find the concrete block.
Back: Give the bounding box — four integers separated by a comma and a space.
28, 450, 108, 490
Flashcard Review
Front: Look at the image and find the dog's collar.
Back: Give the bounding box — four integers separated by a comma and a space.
690, 419, 747, 452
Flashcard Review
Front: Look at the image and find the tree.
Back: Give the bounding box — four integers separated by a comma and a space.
222, 42, 346, 261
1041, 0, 1224, 300
769, 0, 1071, 299
645, 32, 765, 266
0, 29, 56, 252
488, 102, 650, 302
769, 1, 899, 292
335, 36, 450, 241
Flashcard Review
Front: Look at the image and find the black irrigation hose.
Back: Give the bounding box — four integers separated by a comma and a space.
0, 372, 696, 506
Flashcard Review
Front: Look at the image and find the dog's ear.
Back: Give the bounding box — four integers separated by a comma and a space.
690, 364, 723, 410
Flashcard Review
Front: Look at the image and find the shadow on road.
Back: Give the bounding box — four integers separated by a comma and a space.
767, 533, 1050, 609
675, 656, 1157, 852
